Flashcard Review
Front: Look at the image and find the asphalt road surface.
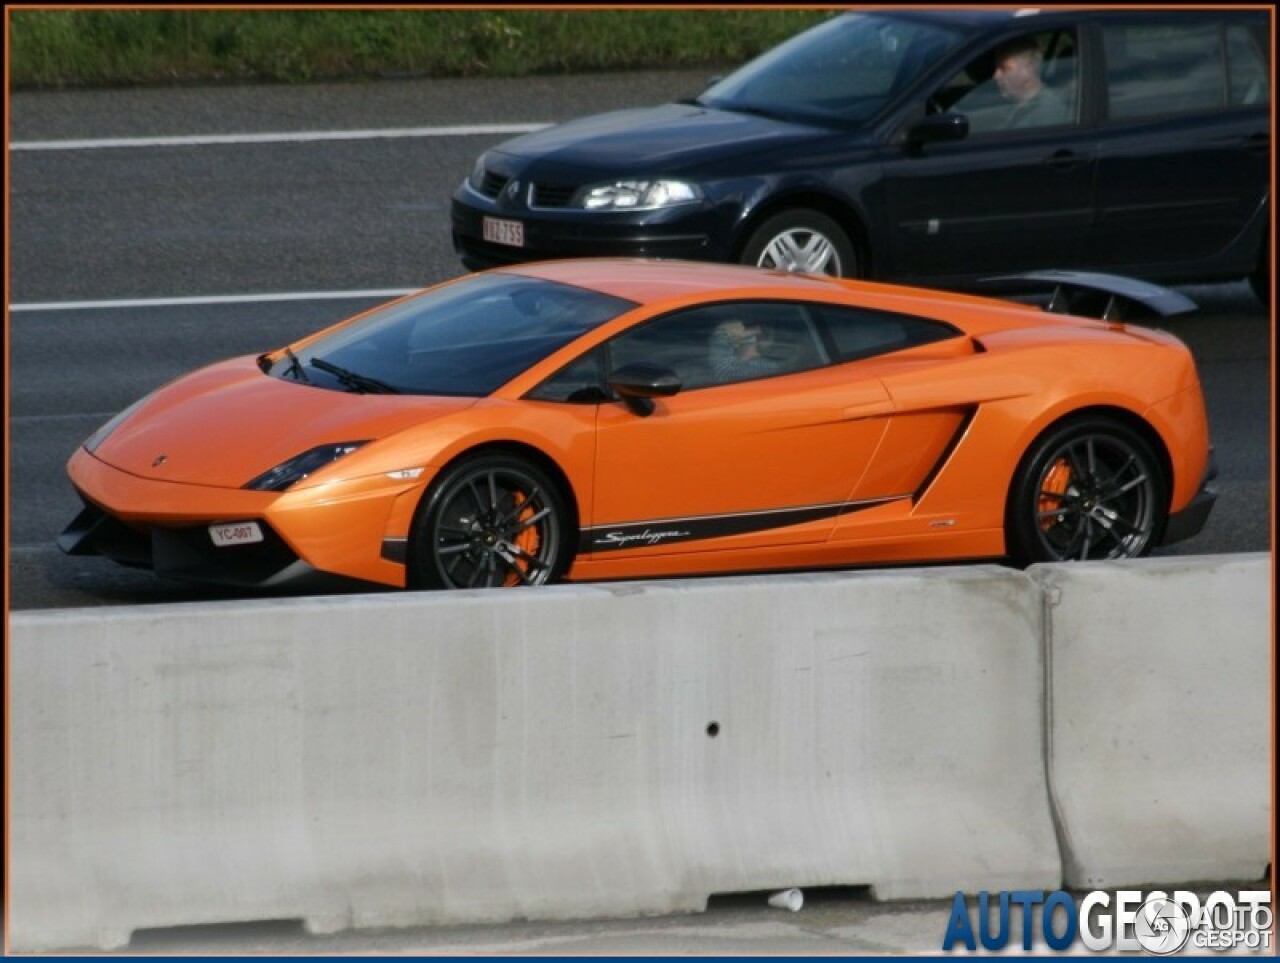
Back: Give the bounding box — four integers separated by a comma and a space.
7, 71, 1274, 954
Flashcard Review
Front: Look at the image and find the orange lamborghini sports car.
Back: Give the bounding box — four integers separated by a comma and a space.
61, 260, 1217, 592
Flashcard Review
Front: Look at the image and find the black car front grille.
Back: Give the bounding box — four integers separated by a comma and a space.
530, 183, 576, 208
479, 170, 510, 198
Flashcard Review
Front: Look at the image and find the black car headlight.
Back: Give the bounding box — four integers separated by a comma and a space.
574, 179, 702, 211
244, 441, 369, 492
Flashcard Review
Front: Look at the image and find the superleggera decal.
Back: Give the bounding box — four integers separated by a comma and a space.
595, 529, 693, 548
582, 496, 907, 553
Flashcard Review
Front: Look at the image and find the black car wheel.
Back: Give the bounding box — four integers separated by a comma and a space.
410, 453, 571, 589
740, 209, 858, 278
1006, 417, 1168, 565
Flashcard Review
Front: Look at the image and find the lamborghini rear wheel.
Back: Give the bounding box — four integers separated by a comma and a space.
409, 453, 571, 590
1006, 417, 1168, 565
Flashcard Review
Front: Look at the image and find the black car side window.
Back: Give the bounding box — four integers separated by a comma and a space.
930, 29, 1079, 134
810, 305, 960, 363
1102, 22, 1231, 119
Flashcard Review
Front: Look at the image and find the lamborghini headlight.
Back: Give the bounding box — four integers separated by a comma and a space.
575, 179, 702, 211
244, 441, 369, 492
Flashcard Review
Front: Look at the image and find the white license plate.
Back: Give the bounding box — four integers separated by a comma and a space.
209, 521, 264, 547
483, 216, 524, 248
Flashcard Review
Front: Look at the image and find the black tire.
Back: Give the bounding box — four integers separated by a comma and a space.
740, 208, 858, 278
1005, 417, 1168, 566
409, 453, 572, 590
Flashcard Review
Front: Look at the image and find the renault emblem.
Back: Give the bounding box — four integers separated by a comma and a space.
152, 454, 168, 468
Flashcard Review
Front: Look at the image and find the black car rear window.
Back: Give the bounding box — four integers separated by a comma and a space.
279, 273, 635, 397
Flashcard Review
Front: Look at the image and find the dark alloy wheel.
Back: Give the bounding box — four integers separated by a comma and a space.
1006, 417, 1168, 565
740, 208, 858, 278
410, 453, 571, 589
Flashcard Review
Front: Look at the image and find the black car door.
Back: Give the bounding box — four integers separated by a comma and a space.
877, 25, 1097, 284
1087, 13, 1270, 273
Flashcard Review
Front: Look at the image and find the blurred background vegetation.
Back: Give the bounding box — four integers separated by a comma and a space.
9, 9, 833, 89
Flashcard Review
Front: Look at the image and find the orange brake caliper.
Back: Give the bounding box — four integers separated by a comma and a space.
1039, 459, 1072, 532
503, 499, 541, 586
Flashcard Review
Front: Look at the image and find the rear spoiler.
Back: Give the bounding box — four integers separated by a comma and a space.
980, 270, 1198, 322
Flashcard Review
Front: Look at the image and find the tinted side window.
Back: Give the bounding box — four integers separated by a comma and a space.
525, 350, 608, 403
930, 29, 1079, 134
607, 302, 829, 390
810, 305, 960, 362
1103, 22, 1228, 119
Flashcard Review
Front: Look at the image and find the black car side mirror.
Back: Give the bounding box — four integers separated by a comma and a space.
608, 363, 682, 417
906, 112, 970, 150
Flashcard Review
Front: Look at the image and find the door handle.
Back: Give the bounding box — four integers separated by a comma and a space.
1044, 148, 1090, 171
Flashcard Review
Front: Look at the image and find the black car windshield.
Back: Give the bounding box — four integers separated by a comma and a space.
699, 13, 969, 126
277, 273, 635, 397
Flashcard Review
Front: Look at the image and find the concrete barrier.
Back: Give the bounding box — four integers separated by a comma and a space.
10, 566, 1059, 952
1032, 553, 1271, 889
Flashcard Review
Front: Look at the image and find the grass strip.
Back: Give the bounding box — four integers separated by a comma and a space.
10, 9, 833, 89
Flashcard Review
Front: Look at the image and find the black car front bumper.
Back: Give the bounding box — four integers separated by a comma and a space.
450, 189, 726, 271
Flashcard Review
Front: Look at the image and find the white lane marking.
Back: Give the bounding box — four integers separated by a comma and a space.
11, 124, 550, 152
10, 289, 419, 313
12, 411, 115, 423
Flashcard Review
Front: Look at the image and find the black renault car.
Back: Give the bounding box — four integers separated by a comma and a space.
452, 8, 1270, 300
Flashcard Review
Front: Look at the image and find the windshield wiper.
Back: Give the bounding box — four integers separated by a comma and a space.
282, 346, 311, 384
310, 356, 400, 394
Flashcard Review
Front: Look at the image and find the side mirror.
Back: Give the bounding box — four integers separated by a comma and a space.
906, 112, 969, 149
608, 363, 682, 417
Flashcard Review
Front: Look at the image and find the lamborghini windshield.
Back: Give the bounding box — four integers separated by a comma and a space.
272, 273, 635, 397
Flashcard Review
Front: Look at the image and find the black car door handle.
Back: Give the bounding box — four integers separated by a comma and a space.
1044, 148, 1090, 171
1240, 132, 1270, 154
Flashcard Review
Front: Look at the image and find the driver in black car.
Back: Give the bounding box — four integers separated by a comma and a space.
993, 36, 1069, 129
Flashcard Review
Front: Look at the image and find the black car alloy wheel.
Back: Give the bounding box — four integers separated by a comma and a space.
411, 453, 571, 589
1006, 416, 1168, 564
740, 208, 858, 278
